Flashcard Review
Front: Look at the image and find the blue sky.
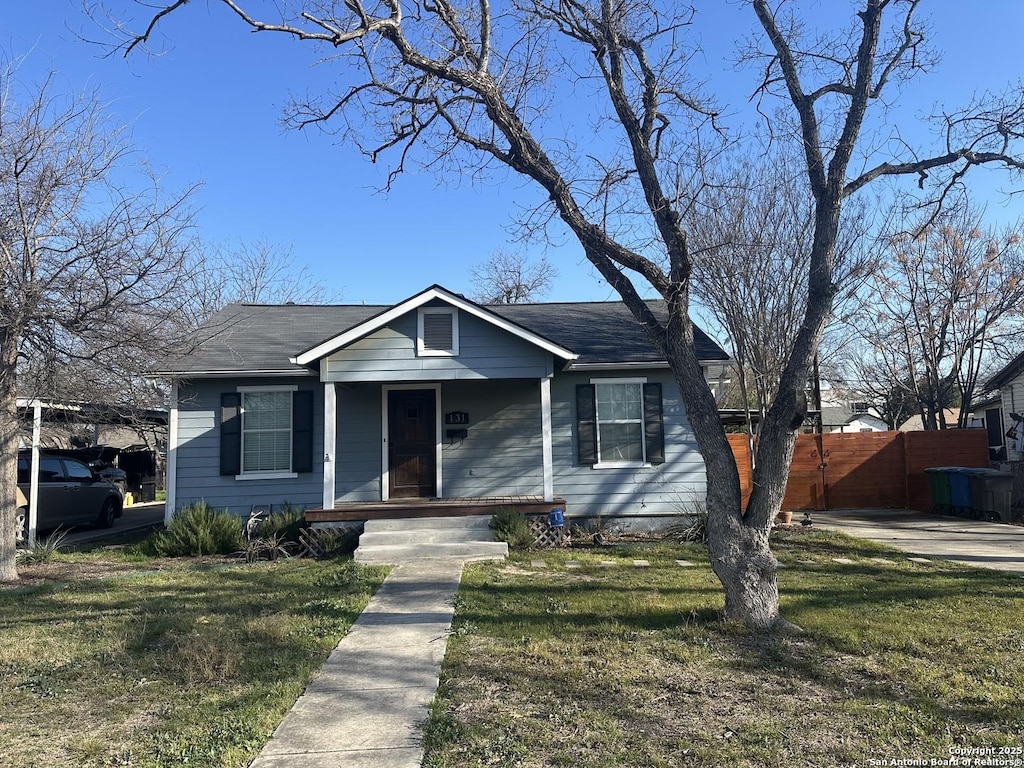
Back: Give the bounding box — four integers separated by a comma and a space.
5, 1, 1024, 305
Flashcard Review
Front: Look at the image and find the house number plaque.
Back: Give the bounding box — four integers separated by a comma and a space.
445, 411, 470, 425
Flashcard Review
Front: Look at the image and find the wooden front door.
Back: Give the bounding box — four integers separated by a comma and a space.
387, 389, 437, 499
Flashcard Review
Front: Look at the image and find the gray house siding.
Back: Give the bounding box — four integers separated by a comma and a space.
175, 377, 324, 515
175, 373, 705, 523
324, 309, 553, 382
333, 383, 384, 502
439, 380, 545, 497
550, 370, 706, 524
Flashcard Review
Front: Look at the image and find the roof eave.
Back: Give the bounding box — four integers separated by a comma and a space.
148, 368, 316, 379
565, 358, 732, 371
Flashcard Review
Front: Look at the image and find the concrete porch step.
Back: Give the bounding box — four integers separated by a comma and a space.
354, 514, 507, 564
364, 515, 493, 532
358, 529, 495, 546
354, 541, 509, 564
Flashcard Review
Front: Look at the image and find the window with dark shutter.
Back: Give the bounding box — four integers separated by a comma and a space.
583, 379, 665, 467
223, 387, 315, 476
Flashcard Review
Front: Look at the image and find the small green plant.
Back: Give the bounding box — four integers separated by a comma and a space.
146, 500, 243, 557
489, 507, 534, 550
238, 509, 298, 563
16, 528, 71, 564
254, 502, 306, 544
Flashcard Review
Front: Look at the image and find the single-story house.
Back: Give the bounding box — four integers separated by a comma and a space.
156, 285, 729, 527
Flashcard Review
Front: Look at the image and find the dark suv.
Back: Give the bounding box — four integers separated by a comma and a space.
16, 452, 124, 544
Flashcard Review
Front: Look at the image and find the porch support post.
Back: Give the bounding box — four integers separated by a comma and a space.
323, 382, 337, 510
28, 401, 42, 547
540, 376, 554, 502
165, 381, 178, 526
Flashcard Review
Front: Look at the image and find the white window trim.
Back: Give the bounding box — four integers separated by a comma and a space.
236, 384, 298, 476
590, 377, 651, 470
235, 471, 299, 481
417, 307, 459, 357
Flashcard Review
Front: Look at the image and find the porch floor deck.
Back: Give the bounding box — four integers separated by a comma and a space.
305, 495, 567, 523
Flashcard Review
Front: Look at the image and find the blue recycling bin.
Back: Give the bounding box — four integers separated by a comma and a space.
946, 468, 975, 517
548, 508, 565, 528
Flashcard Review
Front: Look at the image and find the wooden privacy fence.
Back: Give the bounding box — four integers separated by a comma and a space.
727, 430, 990, 512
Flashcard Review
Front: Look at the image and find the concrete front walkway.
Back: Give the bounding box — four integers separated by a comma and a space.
250, 558, 465, 768
815, 509, 1024, 574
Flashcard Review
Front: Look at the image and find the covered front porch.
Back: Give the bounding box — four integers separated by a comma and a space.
306, 494, 567, 523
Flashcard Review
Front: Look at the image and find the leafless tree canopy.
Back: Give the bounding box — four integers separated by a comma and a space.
843, 198, 1024, 430
0, 65, 198, 581
686, 152, 879, 431
105, 0, 1024, 629
470, 249, 556, 304
196, 238, 339, 315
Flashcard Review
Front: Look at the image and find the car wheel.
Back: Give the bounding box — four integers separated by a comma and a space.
981, 511, 1002, 523
97, 499, 117, 529
15, 507, 27, 545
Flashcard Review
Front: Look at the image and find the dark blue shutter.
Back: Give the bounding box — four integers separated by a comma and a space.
643, 383, 665, 465
576, 384, 598, 465
292, 390, 314, 474
220, 393, 242, 476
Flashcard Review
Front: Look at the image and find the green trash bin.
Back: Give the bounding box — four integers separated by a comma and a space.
924, 467, 953, 514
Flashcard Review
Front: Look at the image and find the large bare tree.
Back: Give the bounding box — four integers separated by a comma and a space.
109, 0, 1024, 629
845, 199, 1024, 430
470, 249, 557, 304
0, 67, 197, 581
198, 237, 338, 316
686, 152, 877, 441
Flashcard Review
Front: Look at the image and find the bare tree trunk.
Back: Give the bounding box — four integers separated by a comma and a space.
0, 329, 20, 581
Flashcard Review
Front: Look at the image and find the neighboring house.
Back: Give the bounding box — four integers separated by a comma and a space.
832, 413, 889, 433
899, 408, 961, 432
155, 285, 730, 526
963, 395, 1006, 461
818, 389, 886, 432
985, 353, 1024, 460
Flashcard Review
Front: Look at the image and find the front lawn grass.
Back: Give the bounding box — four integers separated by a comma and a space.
0, 552, 387, 768
424, 530, 1024, 768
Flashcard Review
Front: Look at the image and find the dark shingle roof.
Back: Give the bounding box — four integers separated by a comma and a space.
157, 298, 727, 376
986, 349, 1024, 391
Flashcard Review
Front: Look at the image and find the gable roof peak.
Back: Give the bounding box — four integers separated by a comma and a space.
291, 283, 578, 365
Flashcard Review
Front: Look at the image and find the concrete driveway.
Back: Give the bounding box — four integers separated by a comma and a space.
815, 509, 1024, 574
57, 501, 165, 546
